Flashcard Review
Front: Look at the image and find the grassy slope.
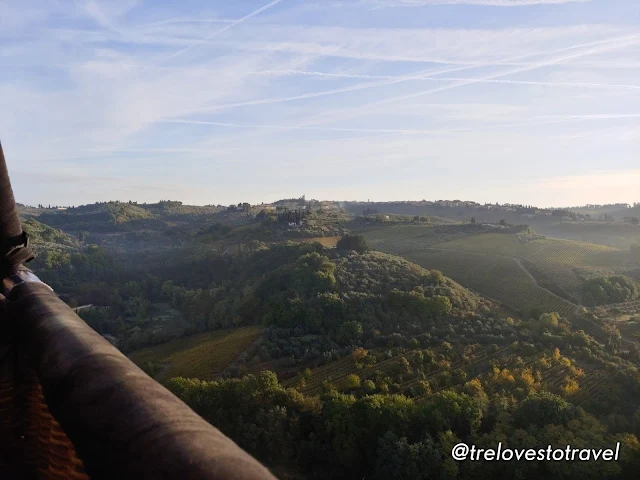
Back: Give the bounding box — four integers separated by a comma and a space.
406, 249, 576, 316
539, 222, 640, 250
290, 236, 342, 247
435, 233, 620, 261
357, 224, 486, 253
434, 233, 624, 301
22, 217, 81, 249
130, 326, 263, 380
358, 223, 632, 313
358, 226, 577, 314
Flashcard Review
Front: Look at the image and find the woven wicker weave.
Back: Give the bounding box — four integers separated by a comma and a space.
0, 345, 88, 480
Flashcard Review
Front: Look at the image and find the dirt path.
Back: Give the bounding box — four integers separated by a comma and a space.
512, 259, 640, 349
512, 258, 581, 314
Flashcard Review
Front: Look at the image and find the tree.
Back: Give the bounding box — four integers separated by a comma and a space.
539, 312, 560, 331
363, 380, 376, 394
513, 392, 581, 428
414, 380, 431, 396
603, 323, 622, 353
387, 290, 451, 320
529, 307, 543, 320
582, 276, 639, 306
609, 307, 624, 320
342, 374, 361, 391
337, 321, 363, 345
419, 391, 484, 437
352, 347, 368, 365
123, 296, 150, 320
373, 432, 443, 480
336, 234, 370, 254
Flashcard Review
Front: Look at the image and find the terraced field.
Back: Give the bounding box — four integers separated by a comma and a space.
130, 325, 263, 380
412, 345, 514, 402
288, 342, 628, 418
287, 351, 410, 396
288, 344, 513, 398
527, 356, 626, 412
405, 249, 576, 316
576, 369, 619, 406
512, 351, 628, 411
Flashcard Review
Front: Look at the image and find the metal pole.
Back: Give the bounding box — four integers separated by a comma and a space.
0, 141, 25, 255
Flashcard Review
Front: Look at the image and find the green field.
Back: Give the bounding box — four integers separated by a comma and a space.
359, 226, 629, 313
435, 233, 618, 259
405, 249, 576, 316
358, 224, 484, 254
130, 326, 263, 380
292, 236, 342, 247
434, 233, 624, 301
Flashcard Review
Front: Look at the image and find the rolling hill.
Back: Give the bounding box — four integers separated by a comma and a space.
357, 225, 634, 314
433, 233, 625, 302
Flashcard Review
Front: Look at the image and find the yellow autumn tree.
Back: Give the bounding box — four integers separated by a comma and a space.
517, 367, 537, 392
562, 377, 580, 397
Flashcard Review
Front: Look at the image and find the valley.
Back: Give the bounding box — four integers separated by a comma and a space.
17, 198, 640, 479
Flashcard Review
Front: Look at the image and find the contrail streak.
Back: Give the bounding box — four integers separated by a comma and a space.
162, 33, 640, 152
420, 77, 640, 90
193, 62, 518, 113
295, 34, 640, 128
190, 33, 640, 115
108, 64, 640, 93
201, 64, 495, 111
250, 69, 640, 91
372, 0, 592, 6
154, 0, 286, 66
164, 119, 423, 133
164, 113, 640, 135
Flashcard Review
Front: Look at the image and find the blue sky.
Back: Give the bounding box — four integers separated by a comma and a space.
1, 0, 639, 207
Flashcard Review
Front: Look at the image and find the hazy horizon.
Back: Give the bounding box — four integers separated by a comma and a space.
2, 0, 640, 207
17, 194, 638, 211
